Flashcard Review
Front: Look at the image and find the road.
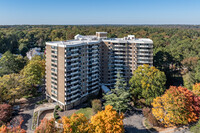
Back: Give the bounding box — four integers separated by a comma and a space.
19, 95, 45, 132
123, 108, 149, 133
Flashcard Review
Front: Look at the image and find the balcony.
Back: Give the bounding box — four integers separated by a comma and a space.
71, 93, 80, 99
115, 67, 123, 70
137, 52, 152, 56
70, 84, 79, 90
137, 49, 152, 52
137, 60, 152, 64
70, 89, 80, 94
71, 48, 79, 52
70, 57, 79, 62
115, 60, 124, 62
70, 97, 80, 103
71, 62, 79, 66
115, 52, 124, 55
115, 56, 124, 58
71, 66, 79, 71
114, 48, 124, 51
137, 57, 153, 60
70, 75, 80, 80
137, 44, 153, 48
115, 63, 124, 66
92, 53, 98, 57
70, 71, 79, 76
92, 45, 98, 48
70, 80, 79, 85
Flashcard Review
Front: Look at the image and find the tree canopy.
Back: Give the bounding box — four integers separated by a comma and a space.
129, 64, 166, 105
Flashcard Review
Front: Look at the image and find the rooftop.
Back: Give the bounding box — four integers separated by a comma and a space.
46, 32, 153, 47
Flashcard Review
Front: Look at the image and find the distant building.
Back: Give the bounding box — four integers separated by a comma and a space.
45, 32, 153, 110
26, 47, 43, 60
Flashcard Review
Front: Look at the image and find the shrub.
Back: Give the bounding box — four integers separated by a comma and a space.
91, 99, 102, 114
193, 83, 200, 96
58, 108, 63, 112
142, 107, 151, 118
152, 86, 200, 127
55, 105, 60, 110
0, 104, 12, 123
190, 120, 200, 133
35, 118, 59, 133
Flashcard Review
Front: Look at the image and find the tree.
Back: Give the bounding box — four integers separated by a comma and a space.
0, 74, 26, 103
104, 72, 131, 112
0, 104, 12, 124
0, 51, 27, 76
62, 113, 93, 133
193, 83, 200, 96
35, 118, 59, 133
129, 64, 166, 105
183, 72, 196, 90
0, 120, 26, 133
20, 55, 45, 87
91, 99, 102, 114
91, 105, 124, 133
152, 86, 200, 127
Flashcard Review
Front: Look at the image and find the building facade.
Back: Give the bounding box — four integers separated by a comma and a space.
45, 32, 153, 109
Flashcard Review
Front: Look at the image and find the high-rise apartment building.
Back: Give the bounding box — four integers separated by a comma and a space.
45, 32, 153, 109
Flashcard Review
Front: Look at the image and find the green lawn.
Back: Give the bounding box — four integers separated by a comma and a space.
75, 107, 93, 119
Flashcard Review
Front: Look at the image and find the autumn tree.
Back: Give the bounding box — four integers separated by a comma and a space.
129, 64, 166, 105
91, 105, 124, 133
20, 55, 45, 88
35, 118, 59, 133
0, 121, 26, 133
0, 74, 26, 103
193, 83, 200, 96
91, 99, 102, 114
0, 104, 12, 124
104, 72, 130, 112
62, 113, 93, 133
152, 86, 200, 127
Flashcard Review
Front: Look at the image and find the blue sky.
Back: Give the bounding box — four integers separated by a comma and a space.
0, 0, 200, 25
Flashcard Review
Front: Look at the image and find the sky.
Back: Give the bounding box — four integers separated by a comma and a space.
0, 0, 200, 25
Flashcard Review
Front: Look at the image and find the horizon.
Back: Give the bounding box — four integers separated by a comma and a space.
1, 0, 200, 25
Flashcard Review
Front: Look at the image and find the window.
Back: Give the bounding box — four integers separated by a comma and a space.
51, 50, 57, 54
51, 55, 57, 58
51, 59, 57, 63
51, 46, 57, 49
51, 64, 57, 67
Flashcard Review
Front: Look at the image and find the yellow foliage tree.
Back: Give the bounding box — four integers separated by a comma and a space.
62, 113, 93, 133
90, 105, 124, 133
193, 83, 200, 96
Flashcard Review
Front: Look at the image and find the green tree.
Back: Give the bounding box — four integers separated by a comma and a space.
20, 55, 45, 88
0, 74, 26, 103
104, 72, 130, 113
129, 64, 166, 105
0, 51, 27, 76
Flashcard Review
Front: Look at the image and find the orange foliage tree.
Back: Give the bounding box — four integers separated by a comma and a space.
152, 86, 200, 127
90, 105, 124, 133
0, 121, 26, 133
62, 113, 93, 133
35, 118, 58, 133
193, 83, 200, 96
